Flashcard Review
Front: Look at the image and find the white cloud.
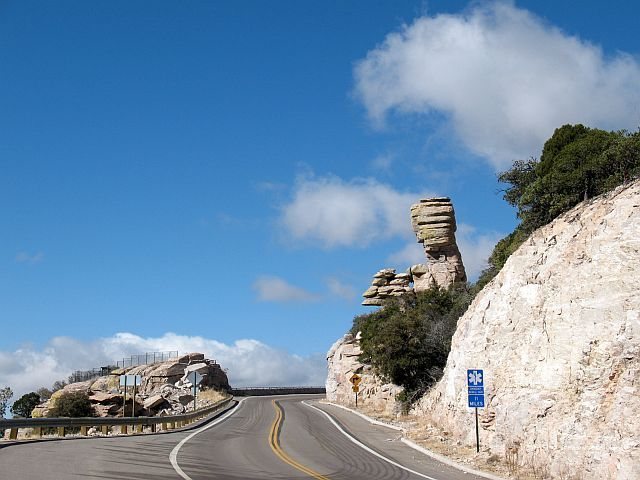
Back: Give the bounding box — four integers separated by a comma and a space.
0, 333, 327, 408
355, 1, 640, 169
253, 275, 319, 302
15, 251, 44, 265
457, 223, 503, 281
370, 153, 395, 172
387, 241, 424, 267
325, 277, 357, 301
280, 174, 432, 248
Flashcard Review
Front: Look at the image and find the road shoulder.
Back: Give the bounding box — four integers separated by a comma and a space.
310, 401, 507, 480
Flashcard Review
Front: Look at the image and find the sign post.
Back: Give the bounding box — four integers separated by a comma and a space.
467, 369, 485, 453
120, 375, 142, 418
349, 374, 361, 407
187, 371, 203, 412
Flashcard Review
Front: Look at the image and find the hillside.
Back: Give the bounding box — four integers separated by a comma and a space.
414, 180, 640, 479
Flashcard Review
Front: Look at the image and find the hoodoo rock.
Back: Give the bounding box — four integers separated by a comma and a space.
414, 181, 640, 480
409, 197, 466, 291
361, 197, 466, 305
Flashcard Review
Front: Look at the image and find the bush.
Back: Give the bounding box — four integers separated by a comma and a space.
47, 391, 94, 418
352, 286, 473, 406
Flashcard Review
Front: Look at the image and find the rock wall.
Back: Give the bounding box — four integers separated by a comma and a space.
326, 333, 402, 416
414, 181, 640, 480
33, 352, 230, 418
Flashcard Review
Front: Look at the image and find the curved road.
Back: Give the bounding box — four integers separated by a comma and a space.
0, 395, 489, 480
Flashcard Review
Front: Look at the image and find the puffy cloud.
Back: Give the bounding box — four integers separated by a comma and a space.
325, 277, 357, 301
386, 241, 424, 267
253, 275, 319, 302
279, 174, 431, 248
0, 333, 327, 408
355, 1, 640, 169
456, 223, 503, 281
15, 251, 44, 264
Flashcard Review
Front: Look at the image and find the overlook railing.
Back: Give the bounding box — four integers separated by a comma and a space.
1, 396, 233, 442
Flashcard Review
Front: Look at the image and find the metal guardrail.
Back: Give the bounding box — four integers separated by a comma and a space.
0, 396, 233, 441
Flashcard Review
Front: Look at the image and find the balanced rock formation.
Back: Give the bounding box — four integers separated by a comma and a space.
414, 181, 640, 480
410, 197, 466, 291
362, 197, 466, 305
362, 268, 413, 306
33, 352, 230, 418
326, 333, 403, 416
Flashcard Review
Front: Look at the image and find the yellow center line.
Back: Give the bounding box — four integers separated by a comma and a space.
268, 400, 330, 480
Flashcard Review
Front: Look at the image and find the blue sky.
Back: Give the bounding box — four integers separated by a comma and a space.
1, 1, 639, 398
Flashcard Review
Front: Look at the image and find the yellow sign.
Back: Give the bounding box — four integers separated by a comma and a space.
350, 374, 361, 386
352, 385, 359, 393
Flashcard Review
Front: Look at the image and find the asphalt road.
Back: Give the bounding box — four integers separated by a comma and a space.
0, 395, 491, 480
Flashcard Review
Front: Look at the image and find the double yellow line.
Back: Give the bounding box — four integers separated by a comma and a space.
268, 400, 330, 480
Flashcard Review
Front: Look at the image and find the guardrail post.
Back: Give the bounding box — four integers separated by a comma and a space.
101, 425, 109, 435
135, 424, 143, 433
57, 426, 65, 437
9, 428, 18, 440
150, 423, 156, 433
161, 420, 168, 431
33, 426, 42, 438
80, 426, 88, 436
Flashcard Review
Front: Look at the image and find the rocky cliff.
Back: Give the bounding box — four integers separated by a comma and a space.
326, 333, 402, 416
414, 181, 640, 479
34, 352, 230, 418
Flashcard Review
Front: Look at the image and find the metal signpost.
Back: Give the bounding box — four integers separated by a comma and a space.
120, 375, 142, 418
350, 374, 361, 407
187, 371, 203, 412
467, 369, 484, 453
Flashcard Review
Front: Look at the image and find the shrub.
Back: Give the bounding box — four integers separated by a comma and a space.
47, 391, 94, 418
352, 286, 473, 406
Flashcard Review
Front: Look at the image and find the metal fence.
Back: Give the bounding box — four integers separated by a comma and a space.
66, 351, 180, 384
68, 367, 117, 384
115, 351, 179, 369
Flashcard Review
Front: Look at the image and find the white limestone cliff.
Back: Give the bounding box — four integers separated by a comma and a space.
414, 180, 640, 479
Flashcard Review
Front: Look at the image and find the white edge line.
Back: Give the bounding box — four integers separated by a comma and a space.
321, 401, 404, 431
312, 401, 507, 480
400, 438, 508, 480
169, 398, 246, 480
303, 401, 439, 480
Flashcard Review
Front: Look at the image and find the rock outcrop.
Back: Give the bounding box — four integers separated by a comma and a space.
362, 197, 466, 305
33, 353, 230, 418
414, 181, 640, 480
362, 269, 412, 306
326, 333, 402, 416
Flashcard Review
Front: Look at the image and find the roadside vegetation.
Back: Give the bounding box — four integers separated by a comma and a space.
353, 124, 640, 408
46, 391, 95, 418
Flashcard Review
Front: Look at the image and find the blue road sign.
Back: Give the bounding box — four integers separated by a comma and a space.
467, 369, 485, 408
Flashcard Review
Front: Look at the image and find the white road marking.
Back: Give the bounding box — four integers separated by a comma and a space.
303, 401, 441, 480
169, 399, 246, 480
